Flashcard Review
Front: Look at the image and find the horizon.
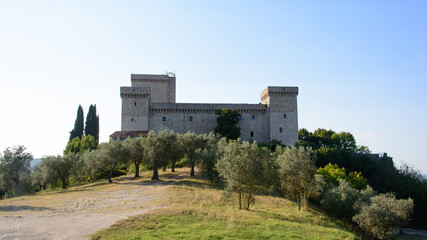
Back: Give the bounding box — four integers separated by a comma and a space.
0, 1, 426, 173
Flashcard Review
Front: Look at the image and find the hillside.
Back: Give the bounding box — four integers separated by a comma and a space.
91, 170, 358, 240
0, 168, 360, 240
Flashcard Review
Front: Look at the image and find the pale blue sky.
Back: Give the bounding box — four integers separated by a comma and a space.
0, 1, 426, 173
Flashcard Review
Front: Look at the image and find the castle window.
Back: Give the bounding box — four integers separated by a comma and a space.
250, 131, 254, 137
283, 114, 287, 119
134, 102, 136, 106
280, 127, 282, 133
162, 116, 166, 122
189, 116, 193, 122
251, 115, 256, 120
131, 118, 134, 122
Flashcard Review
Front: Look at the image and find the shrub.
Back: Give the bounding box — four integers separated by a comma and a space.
353, 193, 413, 240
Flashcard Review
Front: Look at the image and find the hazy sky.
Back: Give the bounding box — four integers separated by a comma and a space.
0, 1, 426, 173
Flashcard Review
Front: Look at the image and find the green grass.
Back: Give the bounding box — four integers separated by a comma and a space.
91, 173, 359, 240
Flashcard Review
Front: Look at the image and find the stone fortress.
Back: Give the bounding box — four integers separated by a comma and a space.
110, 73, 299, 145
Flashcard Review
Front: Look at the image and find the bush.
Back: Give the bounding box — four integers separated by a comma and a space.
353, 193, 413, 240
321, 180, 361, 220
321, 179, 375, 221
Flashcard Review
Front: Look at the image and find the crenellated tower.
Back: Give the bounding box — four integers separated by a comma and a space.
121, 87, 150, 131
261, 87, 299, 145
131, 73, 176, 103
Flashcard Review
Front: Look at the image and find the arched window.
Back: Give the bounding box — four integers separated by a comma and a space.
250, 131, 254, 137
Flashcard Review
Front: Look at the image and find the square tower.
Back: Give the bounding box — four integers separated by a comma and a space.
261, 87, 299, 145
131, 73, 176, 103
121, 87, 150, 131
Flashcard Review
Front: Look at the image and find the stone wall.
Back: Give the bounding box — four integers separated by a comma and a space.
148, 103, 269, 143
121, 87, 150, 131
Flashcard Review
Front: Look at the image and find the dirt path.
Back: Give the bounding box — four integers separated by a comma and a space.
0, 171, 186, 240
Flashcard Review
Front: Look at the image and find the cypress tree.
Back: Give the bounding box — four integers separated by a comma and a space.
85, 104, 99, 143
69, 105, 84, 140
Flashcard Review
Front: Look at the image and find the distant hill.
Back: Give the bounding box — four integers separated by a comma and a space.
30, 158, 41, 171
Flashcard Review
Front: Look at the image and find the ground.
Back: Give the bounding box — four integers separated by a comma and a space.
0, 169, 187, 240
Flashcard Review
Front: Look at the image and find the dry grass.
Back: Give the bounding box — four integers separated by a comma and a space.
91, 170, 359, 240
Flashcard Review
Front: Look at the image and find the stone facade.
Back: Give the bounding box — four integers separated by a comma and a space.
115, 73, 299, 145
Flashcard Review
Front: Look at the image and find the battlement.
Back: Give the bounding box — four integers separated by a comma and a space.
150, 103, 268, 113
120, 87, 150, 98
131, 73, 175, 84
261, 86, 298, 104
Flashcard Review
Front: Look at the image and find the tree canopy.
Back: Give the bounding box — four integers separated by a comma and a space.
214, 108, 241, 140
0, 145, 33, 196
85, 104, 99, 143
69, 105, 84, 140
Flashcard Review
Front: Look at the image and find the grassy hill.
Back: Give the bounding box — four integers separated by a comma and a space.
91, 171, 359, 240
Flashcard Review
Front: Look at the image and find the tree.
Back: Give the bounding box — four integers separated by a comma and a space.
353, 193, 413, 240
64, 135, 97, 154
196, 133, 226, 183
123, 137, 145, 178
180, 132, 208, 177
217, 140, 273, 209
164, 132, 184, 173
69, 105, 84, 140
39, 153, 79, 189
317, 163, 368, 190
81, 149, 105, 180
145, 130, 172, 180
214, 108, 241, 140
276, 146, 321, 211
98, 141, 128, 183
321, 179, 375, 221
85, 104, 99, 143
331, 132, 356, 152
0, 145, 33, 197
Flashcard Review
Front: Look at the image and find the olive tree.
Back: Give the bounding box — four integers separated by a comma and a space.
276, 146, 322, 211
38, 154, 78, 189
123, 137, 145, 177
98, 141, 129, 183
180, 132, 208, 177
0, 145, 33, 197
321, 179, 375, 220
217, 140, 273, 209
145, 130, 174, 180
353, 193, 413, 240
81, 149, 105, 180
195, 133, 226, 183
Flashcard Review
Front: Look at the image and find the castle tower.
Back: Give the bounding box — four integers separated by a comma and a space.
261, 87, 299, 145
121, 87, 150, 131
131, 73, 176, 103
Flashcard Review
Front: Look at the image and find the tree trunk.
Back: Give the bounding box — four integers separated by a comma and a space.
162, 163, 167, 171
152, 165, 159, 180
134, 162, 140, 178
108, 168, 113, 183
13, 180, 19, 197
171, 161, 176, 172
190, 162, 195, 176
61, 177, 67, 189
239, 191, 242, 210
247, 194, 251, 209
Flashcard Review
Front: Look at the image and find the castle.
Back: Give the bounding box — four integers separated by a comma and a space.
110, 73, 299, 145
